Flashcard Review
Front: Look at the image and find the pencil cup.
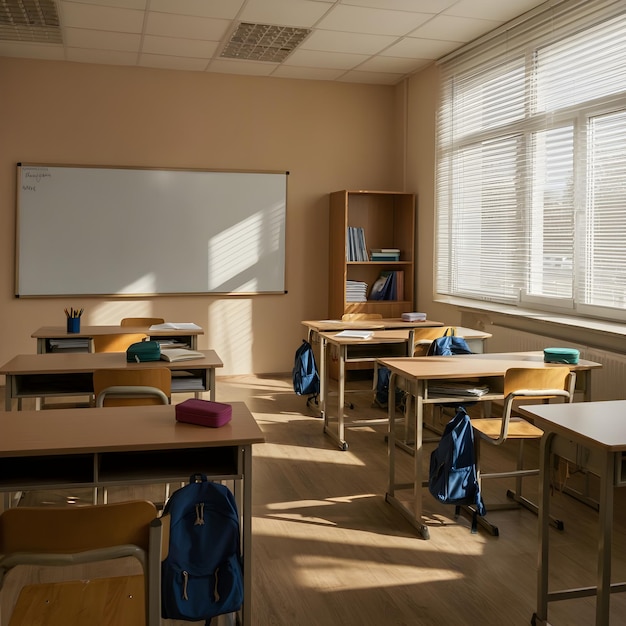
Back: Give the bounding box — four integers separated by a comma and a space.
67, 317, 80, 333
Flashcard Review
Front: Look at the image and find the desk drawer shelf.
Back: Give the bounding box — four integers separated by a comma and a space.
0, 454, 94, 489
12, 373, 94, 397
96, 447, 241, 483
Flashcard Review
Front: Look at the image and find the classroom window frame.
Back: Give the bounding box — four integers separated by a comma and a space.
434, 0, 626, 323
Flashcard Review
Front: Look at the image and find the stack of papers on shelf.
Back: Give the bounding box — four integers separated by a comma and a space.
160, 348, 205, 362
428, 382, 490, 397
335, 330, 373, 339
401, 312, 427, 322
156, 339, 189, 349
49, 339, 90, 352
149, 322, 202, 331
346, 280, 368, 302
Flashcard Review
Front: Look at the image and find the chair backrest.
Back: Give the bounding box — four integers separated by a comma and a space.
0, 501, 169, 626
412, 326, 456, 356
341, 313, 383, 321
120, 317, 165, 327
491, 366, 574, 443
93, 333, 148, 353
93, 368, 171, 407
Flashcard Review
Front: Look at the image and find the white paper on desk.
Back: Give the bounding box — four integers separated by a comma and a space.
335, 330, 373, 339
149, 322, 202, 331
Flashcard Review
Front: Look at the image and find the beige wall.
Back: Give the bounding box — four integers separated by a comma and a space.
0, 57, 405, 376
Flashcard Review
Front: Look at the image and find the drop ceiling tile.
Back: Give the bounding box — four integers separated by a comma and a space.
284, 48, 370, 70
382, 36, 460, 59
357, 54, 429, 74
64, 27, 141, 53
142, 35, 218, 58
0, 41, 65, 61
446, 0, 545, 22
65, 47, 139, 66
301, 29, 396, 55
60, 2, 145, 33
240, 0, 332, 28
317, 4, 432, 36
149, 0, 245, 20
61, 0, 147, 10
145, 12, 230, 40
409, 14, 501, 42
343, 0, 457, 13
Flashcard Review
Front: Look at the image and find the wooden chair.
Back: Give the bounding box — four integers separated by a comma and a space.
93, 368, 172, 407
93, 333, 148, 353
0, 501, 169, 626
93, 369, 171, 503
120, 317, 165, 327
470, 366, 574, 536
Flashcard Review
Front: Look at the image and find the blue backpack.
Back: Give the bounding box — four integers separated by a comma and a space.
292, 339, 320, 407
161, 474, 243, 624
428, 407, 486, 532
427, 328, 472, 356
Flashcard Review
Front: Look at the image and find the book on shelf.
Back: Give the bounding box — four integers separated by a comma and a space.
149, 322, 202, 331
370, 248, 401, 261
427, 381, 490, 397
369, 270, 404, 301
347, 227, 368, 262
335, 330, 373, 339
160, 348, 205, 362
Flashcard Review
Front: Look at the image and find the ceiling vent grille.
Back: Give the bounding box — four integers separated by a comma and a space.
221, 22, 310, 63
0, 0, 61, 43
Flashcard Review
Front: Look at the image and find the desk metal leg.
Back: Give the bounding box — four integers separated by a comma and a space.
322, 342, 349, 450
385, 376, 430, 539
241, 444, 252, 626
596, 449, 613, 625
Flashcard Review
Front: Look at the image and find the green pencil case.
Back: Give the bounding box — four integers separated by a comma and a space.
126, 340, 161, 363
543, 347, 579, 365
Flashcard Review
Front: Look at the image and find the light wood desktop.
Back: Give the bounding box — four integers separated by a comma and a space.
32, 324, 204, 353
518, 400, 626, 626
0, 401, 264, 626
378, 351, 603, 539
318, 327, 492, 450
0, 350, 223, 411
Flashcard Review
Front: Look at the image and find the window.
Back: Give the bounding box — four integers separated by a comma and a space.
435, 0, 626, 321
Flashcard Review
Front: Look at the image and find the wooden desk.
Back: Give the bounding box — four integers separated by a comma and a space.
379, 352, 603, 539
318, 327, 492, 450
0, 350, 223, 411
0, 402, 264, 626
32, 324, 204, 353
518, 400, 626, 626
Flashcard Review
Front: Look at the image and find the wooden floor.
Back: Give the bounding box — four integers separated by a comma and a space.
3, 375, 626, 625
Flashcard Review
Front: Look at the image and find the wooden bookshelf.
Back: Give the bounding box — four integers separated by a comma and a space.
329, 190, 415, 319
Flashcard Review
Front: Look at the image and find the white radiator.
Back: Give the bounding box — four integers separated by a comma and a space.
488, 326, 623, 401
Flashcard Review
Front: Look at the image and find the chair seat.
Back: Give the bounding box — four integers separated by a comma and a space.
9, 575, 145, 626
473, 417, 543, 440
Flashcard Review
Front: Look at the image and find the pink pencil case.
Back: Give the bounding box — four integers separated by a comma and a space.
175, 399, 232, 428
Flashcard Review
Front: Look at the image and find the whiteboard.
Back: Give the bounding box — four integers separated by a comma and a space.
16, 164, 287, 297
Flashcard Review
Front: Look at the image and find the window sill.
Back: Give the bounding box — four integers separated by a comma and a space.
435, 296, 626, 353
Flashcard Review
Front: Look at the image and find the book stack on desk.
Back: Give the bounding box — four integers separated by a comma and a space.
428, 381, 490, 397
160, 348, 205, 362
401, 312, 427, 322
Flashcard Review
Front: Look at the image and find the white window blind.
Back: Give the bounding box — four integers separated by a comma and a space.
435, 0, 626, 321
